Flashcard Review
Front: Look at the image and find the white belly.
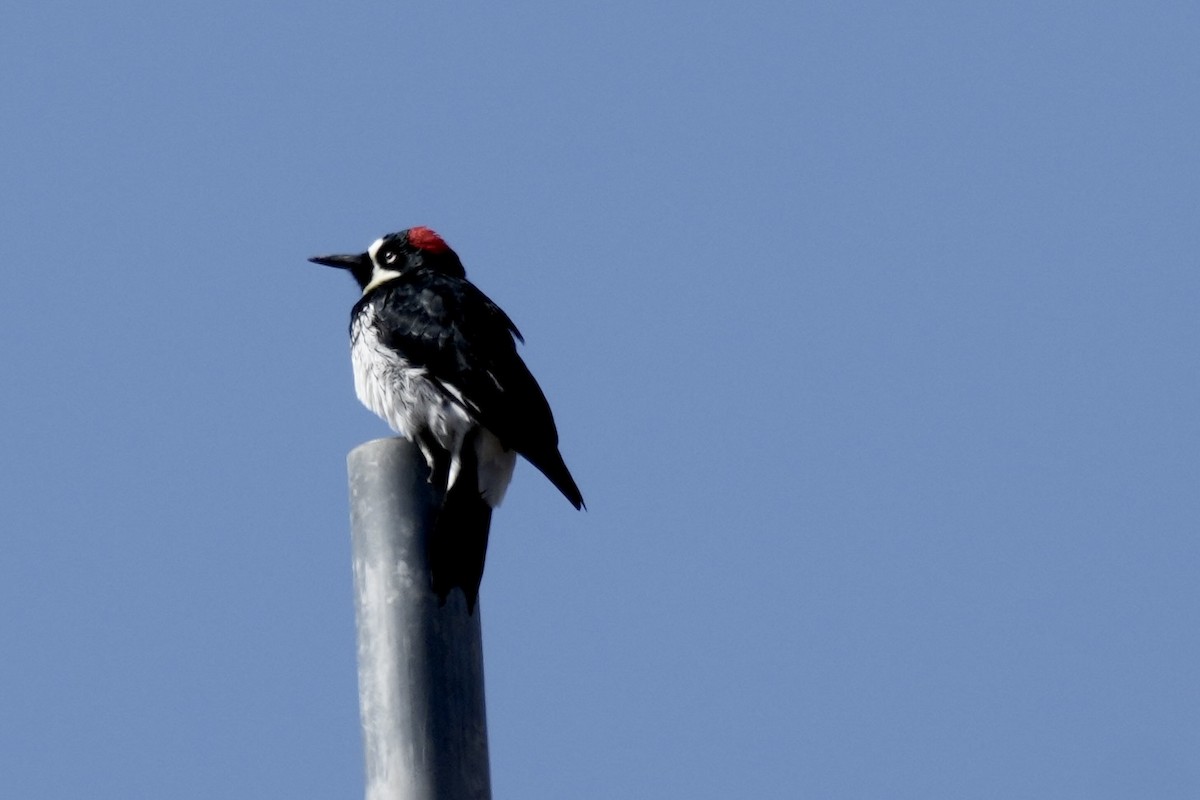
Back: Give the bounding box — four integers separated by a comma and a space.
351, 310, 516, 506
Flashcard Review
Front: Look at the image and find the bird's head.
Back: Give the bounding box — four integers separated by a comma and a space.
308, 226, 465, 293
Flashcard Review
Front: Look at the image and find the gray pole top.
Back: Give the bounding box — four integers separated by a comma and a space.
348, 437, 492, 800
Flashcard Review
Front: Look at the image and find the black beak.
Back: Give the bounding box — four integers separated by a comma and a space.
308, 252, 368, 270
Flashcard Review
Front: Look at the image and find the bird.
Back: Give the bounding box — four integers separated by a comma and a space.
309, 226, 584, 611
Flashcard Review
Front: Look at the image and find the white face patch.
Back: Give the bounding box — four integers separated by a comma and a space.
364, 268, 402, 294
363, 237, 401, 294
367, 237, 385, 263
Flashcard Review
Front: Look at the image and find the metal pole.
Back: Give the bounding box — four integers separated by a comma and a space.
347, 437, 492, 800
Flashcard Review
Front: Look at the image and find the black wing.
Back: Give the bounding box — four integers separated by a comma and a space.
358, 272, 584, 509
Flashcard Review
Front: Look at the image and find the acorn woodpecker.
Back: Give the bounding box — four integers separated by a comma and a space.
309, 226, 584, 611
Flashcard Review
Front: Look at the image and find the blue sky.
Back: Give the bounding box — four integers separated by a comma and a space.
3, 2, 1198, 797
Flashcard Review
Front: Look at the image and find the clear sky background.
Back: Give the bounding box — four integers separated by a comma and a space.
3, 2, 1198, 798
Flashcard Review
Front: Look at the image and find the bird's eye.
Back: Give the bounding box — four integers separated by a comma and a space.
383, 251, 398, 264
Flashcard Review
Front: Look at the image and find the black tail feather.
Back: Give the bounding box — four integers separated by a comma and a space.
527, 448, 586, 511
427, 434, 493, 613
429, 489, 491, 613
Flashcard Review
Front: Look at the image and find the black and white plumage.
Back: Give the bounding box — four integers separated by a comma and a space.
310, 227, 583, 610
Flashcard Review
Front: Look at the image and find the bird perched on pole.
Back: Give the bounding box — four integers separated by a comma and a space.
309, 226, 584, 611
